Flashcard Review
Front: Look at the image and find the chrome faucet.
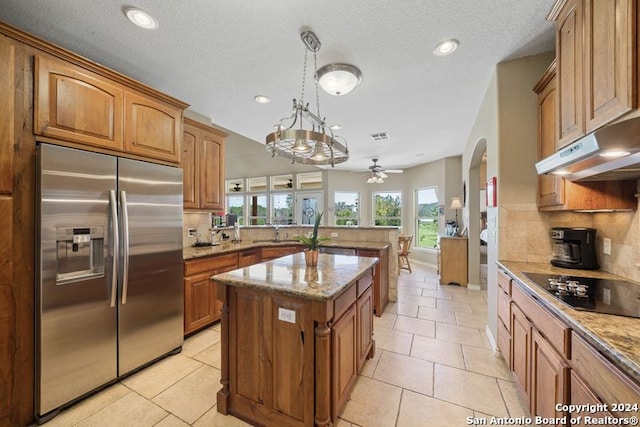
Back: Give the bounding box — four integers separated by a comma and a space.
274, 225, 280, 241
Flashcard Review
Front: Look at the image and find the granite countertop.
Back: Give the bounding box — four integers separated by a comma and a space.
183, 239, 390, 260
211, 252, 378, 302
497, 260, 640, 384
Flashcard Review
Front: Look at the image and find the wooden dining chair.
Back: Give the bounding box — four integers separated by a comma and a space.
398, 235, 413, 275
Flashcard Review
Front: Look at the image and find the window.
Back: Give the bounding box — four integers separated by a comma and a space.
272, 193, 293, 224
334, 192, 359, 225
373, 191, 402, 227
271, 174, 293, 191
297, 172, 322, 189
248, 194, 267, 225
416, 187, 439, 249
227, 195, 245, 225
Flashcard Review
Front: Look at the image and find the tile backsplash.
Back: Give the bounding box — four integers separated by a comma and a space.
500, 202, 640, 282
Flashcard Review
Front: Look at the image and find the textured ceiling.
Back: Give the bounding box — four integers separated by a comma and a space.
0, 0, 556, 172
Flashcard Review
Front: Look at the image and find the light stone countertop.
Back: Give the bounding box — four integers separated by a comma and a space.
211, 252, 378, 301
498, 260, 640, 384
183, 239, 390, 260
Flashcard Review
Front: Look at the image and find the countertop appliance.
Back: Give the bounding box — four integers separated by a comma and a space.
523, 272, 640, 319
535, 116, 640, 181
550, 227, 599, 270
36, 144, 184, 421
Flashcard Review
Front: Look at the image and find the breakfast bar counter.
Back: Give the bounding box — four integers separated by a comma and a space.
212, 253, 378, 426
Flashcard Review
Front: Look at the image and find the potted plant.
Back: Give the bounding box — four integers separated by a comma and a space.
295, 211, 330, 266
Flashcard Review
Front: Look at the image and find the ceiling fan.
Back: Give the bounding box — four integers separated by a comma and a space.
362, 158, 403, 183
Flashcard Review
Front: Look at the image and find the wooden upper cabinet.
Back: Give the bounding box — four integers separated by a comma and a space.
0, 35, 15, 195
556, 0, 585, 148
534, 62, 565, 208
34, 55, 124, 151
124, 90, 183, 163
182, 118, 227, 211
584, 0, 635, 133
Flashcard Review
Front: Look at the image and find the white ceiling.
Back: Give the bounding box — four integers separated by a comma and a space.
0, 0, 556, 172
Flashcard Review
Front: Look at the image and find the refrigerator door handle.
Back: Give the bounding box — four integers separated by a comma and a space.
120, 190, 130, 305
109, 190, 119, 308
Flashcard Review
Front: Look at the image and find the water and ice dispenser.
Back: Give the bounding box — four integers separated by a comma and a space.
55, 226, 105, 285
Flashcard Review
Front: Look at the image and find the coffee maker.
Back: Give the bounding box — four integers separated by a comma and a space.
550, 227, 599, 270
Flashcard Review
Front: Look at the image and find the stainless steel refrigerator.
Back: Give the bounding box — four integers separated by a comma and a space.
36, 143, 184, 419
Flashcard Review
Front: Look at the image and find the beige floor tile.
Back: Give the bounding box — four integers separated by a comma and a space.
77, 392, 167, 427
154, 413, 191, 427
121, 354, 203, 399
372, 351, 434, 395
436, 299, 473, 313
433, 364, 509, 416
340, 376, 402, 427
193, 406, 252, 427
384, 302, 419, 317
373, 312, 397, 330
393, 315, 435, 338
417, 306, 457, 324
397, 389, 474, 427
410, 335, 465, 369
152, 365, 219, 424
498, 379, 531, 418
41, 384, 131, 427
372, 327, 414, 355
334, 419, 354, 427
402, 295, 436, 308
462, 345, 511, 380
451, 292, 487, 305
455, 311, 488, 328
435, 322, 485, 347
438, 284, 469, 294
359, 344, 383, 378
397, 285, 423, 296
193, 340, 222, 369
421, 289, 453, 300
181, 329, 221, 357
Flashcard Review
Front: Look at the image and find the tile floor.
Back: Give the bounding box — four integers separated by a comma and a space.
42, 264, 529, 427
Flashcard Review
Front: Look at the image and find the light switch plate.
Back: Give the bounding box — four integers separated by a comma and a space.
330, 232, 338, 238
278, 307, 296, 324
603, 238, 611, 255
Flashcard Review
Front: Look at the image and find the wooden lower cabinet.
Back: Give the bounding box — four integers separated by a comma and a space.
570, 371, 615, 426
511, 304, 532, 402
530, 329, 569, 419
356, 247, 389, 316
183, 253, 239, 335
261, 245, 301, 261
217, 268, 375, 426
238, 248, 261, 267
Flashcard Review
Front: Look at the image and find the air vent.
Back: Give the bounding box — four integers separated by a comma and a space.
370, 132, 390, 141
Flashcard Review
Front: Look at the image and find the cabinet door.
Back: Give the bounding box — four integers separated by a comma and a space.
439, 238, 468, 286
0, 35, 14, 195
198, 132, 224, 210
124, 90, 182, 163
356, 248, 388, 316
261, 246, 300, 261
536, 70, 565, 207
34, 55, 124, 151
182, 126, 198, 209
511, 304, 532, 408
556, 0, 585, 148
584, 0, 634, 133
531, 329, 569, 419
238, 249, 261, 267
570, 371, 615, 426
184, 273, 218, 335
356, 286, 373, 371
332, 304, 357, 420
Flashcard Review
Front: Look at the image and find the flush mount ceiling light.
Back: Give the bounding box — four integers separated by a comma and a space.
433, 39, 459, 56
315, 63, 362, 96
265, 30, 349, 166
124, 7, 158, 30
254, 95, 271, 104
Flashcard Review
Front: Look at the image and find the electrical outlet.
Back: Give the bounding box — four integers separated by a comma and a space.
187, 228, 197, 237
278, 307, 296, 324
330, 232, 339, 238
602, 288, 611, 305
603, 238, 611, 255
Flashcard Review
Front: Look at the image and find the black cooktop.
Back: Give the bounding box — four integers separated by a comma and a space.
522, 272, 640, 319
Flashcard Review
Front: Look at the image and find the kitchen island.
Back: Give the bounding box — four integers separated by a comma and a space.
212, 253, 378, 427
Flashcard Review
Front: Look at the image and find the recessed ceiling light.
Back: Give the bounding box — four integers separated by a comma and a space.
254, 95, 271, 104
124, 8, 158, 30
330, 124, 343, 130
433, 39, 459, 56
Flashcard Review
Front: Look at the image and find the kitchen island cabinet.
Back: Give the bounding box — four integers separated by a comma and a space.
213, 253, 377, 426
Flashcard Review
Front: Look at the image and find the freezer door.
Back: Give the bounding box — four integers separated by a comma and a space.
37, 144, 118, 416
117, 158, 184, 375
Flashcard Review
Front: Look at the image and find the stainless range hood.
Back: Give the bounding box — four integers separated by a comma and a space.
535, 117, 640, 181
